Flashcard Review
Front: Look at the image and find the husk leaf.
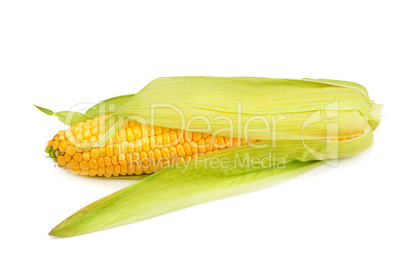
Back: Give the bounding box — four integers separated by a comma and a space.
49, 158, 322, 237
85, 94, 135, 119
35, 105, 89, 126
111, 77, 374, 141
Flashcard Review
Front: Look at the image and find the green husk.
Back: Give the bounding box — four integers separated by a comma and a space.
85, 94, 135, 119
35, 94, 135, 125
35, 105, 89, 126
96, 77, 379, 144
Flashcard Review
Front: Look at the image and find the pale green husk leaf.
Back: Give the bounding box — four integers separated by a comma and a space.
110, 77, 375, 141
85, 94, 135, 119
35, 94, 135, 125
35, 105, 89, 126
49, 158, 322, 237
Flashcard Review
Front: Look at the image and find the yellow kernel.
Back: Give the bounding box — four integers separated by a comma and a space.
170, 131, 178, 146
99, 147, 105, 157
225, 137, 233, 147
154, 126, 162, 135
128, 121, 136, 128
192, 132, 202, 142
118, 154, 127, 165
67, 135, 76, 145
198, 138, 206, 153
147, 151, 155, 161
234, 138, 242, 147
163, 133, 171, 146
72, 126, 81, 134
97, 157, 105, 167
150, 136, 156, 149
141, 124, 148, 138
97, 166, 106, 176
156, 135, 163, 149
132, 152, 140, 162
89, 159, 98, 169
104, 156, 112, 166
162, 127, 170, 133
140, 151, 148, 161
161, 148, 170, 159
91, 127, 99, 136
113, 144, 121, 155
64, 154, 72, 162
83, 122, 91, 129
106, 145, 113, 157
183, 142, 192, 156
133, 126, 141, 139
119, 128, 127, 142
75, 132, 83, 142
83, 129, 91, 139
177, 144, 186, 157
126, 128, 134, 141
205, 136, 213, 151
177, 130, 185, 144
142, 138, 150, 152
111, 155, 119, 165
154, 149, 162, 160
81, 139, 90, 148
143, 167, 153, 174
89, 136, 97, 145
52, 140, 59, 150
127, 142, 135, 153
79, 161, 89, 170
70, 168, 80, 174
121, 141, 128, 154
79, 169, 89, 176
113, 165, 121, 174
127, 164, 135, 175
57, 155, 66, 166
59, 140, 67, 152
90, 120, 98, 128
126, 153, 133, 165
184, 131, 192, 143
120, 165, 127, 175
64, 130, 72, 138
105, 165, 114, 175
83, 151, 90, 161
169, 147, 177, 158
217, 136, 226, 149
89, 169, 98, 176
73, 153, 83, 162
134, 139, 143, 152
189, 141, 198, 154
90, 149, 99, 159
134, 164, 143, 175
69, 159, 79, 169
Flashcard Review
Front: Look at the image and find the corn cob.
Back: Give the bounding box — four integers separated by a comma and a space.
39, 77, 382, 237
46, 115, 260, 177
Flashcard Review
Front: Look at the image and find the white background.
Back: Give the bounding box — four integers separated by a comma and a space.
1, 1, 401, 267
